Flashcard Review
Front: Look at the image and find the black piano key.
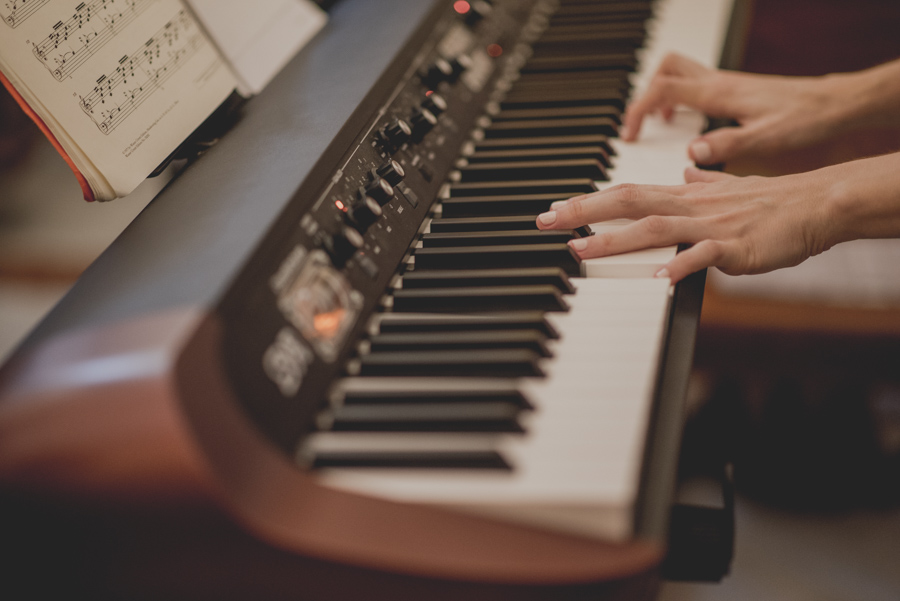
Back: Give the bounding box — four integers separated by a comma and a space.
400, 267, 576, 294
501, 89, 627, 109
520, 54, 638, 74
322, 402, 526, 433
429, 215, 590, 237
339, 387, 533, 410
440, 194, 569, 217
465, 145, 611, 169
391, 285, 569, 313
449, 178, 597, 197
367, 330, 553, 356
421, 229, 579, 247
492, 106, 620, 123
514, 69, 632, 86
376, 312, 560, 339
552, 2, 653, 18
312, 451, 511, 470
413, 244, 582, 276
475, 134, 614, 155
532, 32, 646, 52
484, 117, 617, 139
455, 159, 608, 183
359, 349, 545, 378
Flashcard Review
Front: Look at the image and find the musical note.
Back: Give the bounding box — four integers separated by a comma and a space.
78, 9, 207, 135
31, 0, 158, 81
1, 0, 51, 28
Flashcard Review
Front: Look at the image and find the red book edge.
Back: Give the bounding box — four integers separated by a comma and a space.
1, 69, 95, 202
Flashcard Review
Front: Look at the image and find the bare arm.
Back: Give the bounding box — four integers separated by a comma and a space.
536, 153, 900, 283
622, 53, 900, 166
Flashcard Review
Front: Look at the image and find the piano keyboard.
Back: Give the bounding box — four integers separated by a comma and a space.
294, 0, 734, 542
0, 0, 738, 595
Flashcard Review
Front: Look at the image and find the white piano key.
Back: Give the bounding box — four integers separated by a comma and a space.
312, 279, 671, 542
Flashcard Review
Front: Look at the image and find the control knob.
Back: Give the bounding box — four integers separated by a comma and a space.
410, 108, 438, 140
422, 58, 454, 88
422, 92, 447, 116
364, 177, 395, 206
465, 0, 493, 26
375, 159, 405, 186
380, 118, 411, 149
448, 54, 473, 82
347, 195, 383, 231
325, 226, 364, 267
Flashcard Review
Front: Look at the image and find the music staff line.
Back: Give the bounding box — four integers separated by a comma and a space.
2, 0, 51, 28
31, 0, 156, 81
79, 10, 205, 135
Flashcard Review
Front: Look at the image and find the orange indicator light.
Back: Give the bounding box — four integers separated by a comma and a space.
335, 199, 346, 211
453, 1, 470, 14
487, 43, 503, 58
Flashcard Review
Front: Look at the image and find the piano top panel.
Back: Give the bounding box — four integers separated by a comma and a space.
13, 0, 435, 352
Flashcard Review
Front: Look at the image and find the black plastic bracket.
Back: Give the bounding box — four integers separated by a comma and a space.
662, 463, 735, 582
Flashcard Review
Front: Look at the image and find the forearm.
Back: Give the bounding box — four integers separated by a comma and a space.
827, 151, 900, 244
833, 58, 900, 132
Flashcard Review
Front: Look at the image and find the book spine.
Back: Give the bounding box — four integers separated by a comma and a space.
0, 69, 95, 202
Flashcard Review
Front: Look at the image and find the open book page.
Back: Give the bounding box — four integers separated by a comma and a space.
186, 0, 327, 95
0, 0, 237, 200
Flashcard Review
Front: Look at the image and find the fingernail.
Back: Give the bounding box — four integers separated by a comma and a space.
550, 200, 568, 210
655, 267, 670, 279
690, 140, 712, 163
538, 211, 557, 226
569, 238, 588, 252
619, 124, 631, 140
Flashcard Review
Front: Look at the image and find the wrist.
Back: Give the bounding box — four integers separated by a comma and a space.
825, 153, 900, 243
834, 60, 900, 130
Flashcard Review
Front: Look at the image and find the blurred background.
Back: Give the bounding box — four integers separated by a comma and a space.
1, 0, 899, 598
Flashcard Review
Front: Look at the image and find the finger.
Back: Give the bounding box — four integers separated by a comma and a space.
683, 166, 736, 184
655, 239, 730, 283
567, 215, 703, 259
688, 126, 750, 165
623, 76, 700, 141
537, 186, 684, 229
623, 56, 713, 141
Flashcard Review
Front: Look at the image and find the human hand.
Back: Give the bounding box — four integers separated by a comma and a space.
536, 154, 900, 283
621, 53, 873, 166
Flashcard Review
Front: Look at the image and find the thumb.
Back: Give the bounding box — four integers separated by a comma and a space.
688, 126, 748, 165
683, 166, 736, 184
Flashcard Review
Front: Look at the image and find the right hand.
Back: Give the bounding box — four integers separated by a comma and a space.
621, 53, 862, 166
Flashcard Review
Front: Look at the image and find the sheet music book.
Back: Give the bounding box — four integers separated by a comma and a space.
0, 0, 326, 201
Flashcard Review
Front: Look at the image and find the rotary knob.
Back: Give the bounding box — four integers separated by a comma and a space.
422, 58, 454, 88
347, 195, 382, 231
465, 0, 493, 26
325, 226, 364, 267
364, 176, 395, 206
410, 108, 438, 140
422, 93, 447, 116
380, 118, 412, 149
375, 159, 405, 186
448, 54, 473, 82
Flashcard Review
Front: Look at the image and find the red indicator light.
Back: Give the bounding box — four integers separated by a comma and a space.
335, 199, 346, 211
487, 43, 503, 58
425, 90, 434, 97
453, 1, 470, 14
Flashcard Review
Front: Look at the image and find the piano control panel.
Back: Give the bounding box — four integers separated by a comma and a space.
218, 0, 550, 452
